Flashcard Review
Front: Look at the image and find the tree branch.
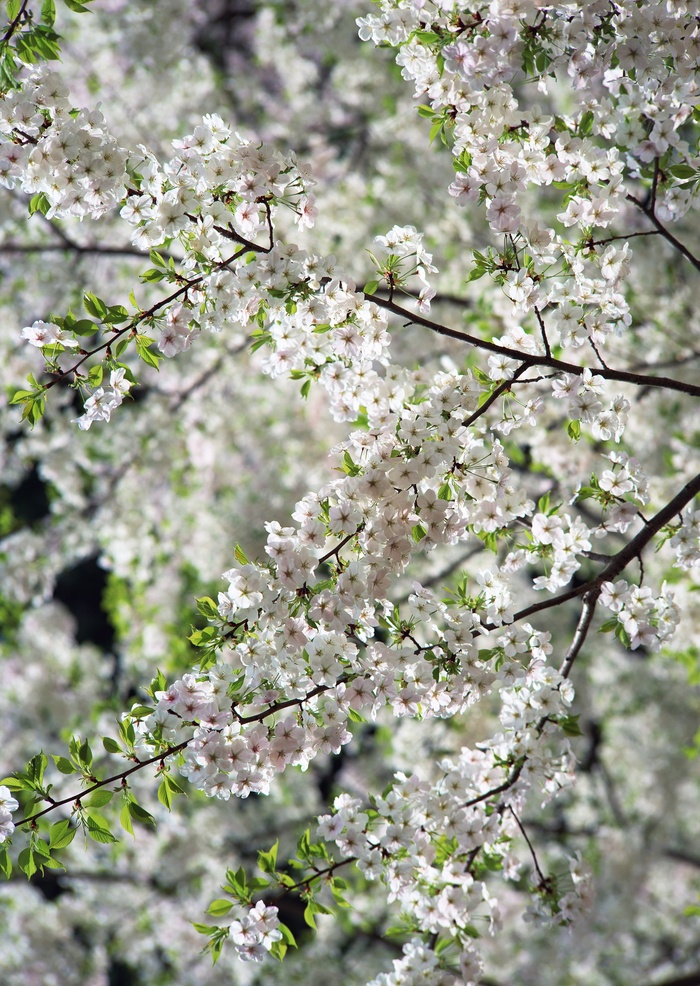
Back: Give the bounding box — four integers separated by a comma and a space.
16, 740, 189, 828
627, 193, 700, 275
559, 593, 598, 680
502, 470, 700, 629
369, 295, 700, 398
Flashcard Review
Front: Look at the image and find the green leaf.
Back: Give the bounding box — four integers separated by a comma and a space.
157, 778, 173, 810
86, 814, 118, 844
102, 736, 121, 754
0, 847, 11, 879
270, 940, 287, 961
28, 752, 47, 786
49, 819, 76, 850
189, 625, 220, 647
119, 719, 135, 748
559, 714, 582, 737
78, 738, 92, 768
250, 331, 272, 353
40, 854, 65, 870
330, 884, 351, 908
196, 596, 219, 620
303, 901, 318, 930
128, 801, 155, 826
52, 755, 76, 775
233, 543, 249, 565
207, 898, 233, 917
429, 119, 443, 144
165, 774, 184, 795
83, 292, 108, 319
147, 668, 167, 700
0, 50, 18, 89
119, 801, 134, 837
669, 164, 698, 181
18, 847, 37, 879
298, 827, 311, 861
140, 268, 167, 283
127, 705, 153, 719
342, 451, 361, 477
363, 280, 379, 295
157, 774, 185, 809
414, 30, 440, 44
578, 110, 594, 135
567, 419, 581, 442
192, 922, 218, 935
277, 922, 297, 949
258, 840, 278, 874
85, 789, 113, 808
103, 304, 130, 325
0, 775, 30, 791
135, 335, 161, 370
435, 936, 453, 956
61, 0, 96, 11
438, 481, 452, 501
71, 318, 98, 337
28, 192, 50, 217
41, 0, 56, 25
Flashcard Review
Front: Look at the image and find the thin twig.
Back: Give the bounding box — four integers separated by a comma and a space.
627, 193, 700, 275
501, 470, 700, 630
462, 363, 528, 427
16, 741, 189, 828
559, 594, 598, 680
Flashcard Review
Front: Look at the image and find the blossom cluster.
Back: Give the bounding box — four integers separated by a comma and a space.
670, 508, 700, 571
367, 938, 482, 986
76, 367, 133, 431
227, 900, 283, 963
3, 3, 700, 985
599, 578, 680, 652
0, 70, 128, 219
0, 786, 18, 844
359, 0, 700, 389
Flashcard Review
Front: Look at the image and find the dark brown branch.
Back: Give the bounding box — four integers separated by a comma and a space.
374, 286, 473, 309
2, 0, 29, 42
627, 193, 700, 275
318, 528, 360, 565
0, 241, 159, 259
502, 470, 700, 629
644, 972, 700, 986
586, 229, 659, 248
45, 246, 248, 391
559, 593, 598, 679
464, 761, 525, 809
16, 740, 189, 828
462, 363, 528, 427
534, 307, 551, 358
510, 808, 546, 884
369, 295, 700, 399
